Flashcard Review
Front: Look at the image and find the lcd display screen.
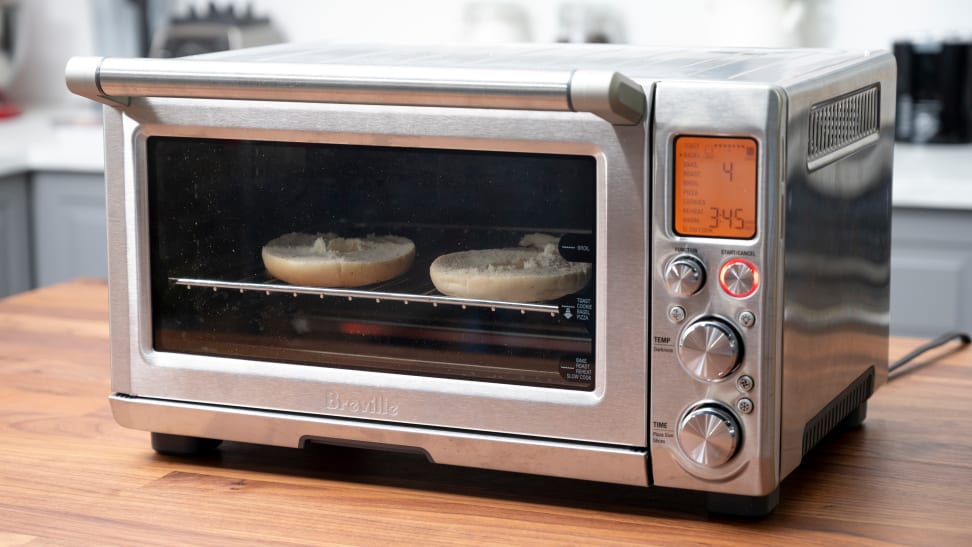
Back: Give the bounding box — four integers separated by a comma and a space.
673, 136, 758, 239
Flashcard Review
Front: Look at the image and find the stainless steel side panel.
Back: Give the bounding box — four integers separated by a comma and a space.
110, 395, 650, 486
778, 53, 895, 478
106, 96, 651, 448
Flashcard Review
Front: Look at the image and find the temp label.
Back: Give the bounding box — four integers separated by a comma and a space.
652, 335, 674, 354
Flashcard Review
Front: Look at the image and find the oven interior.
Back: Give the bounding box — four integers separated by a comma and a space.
147, 137, 597, 390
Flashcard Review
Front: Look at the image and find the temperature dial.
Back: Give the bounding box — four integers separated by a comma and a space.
664, 256, 706, 297
677, 319, 742, 381
677, 404, 740, 467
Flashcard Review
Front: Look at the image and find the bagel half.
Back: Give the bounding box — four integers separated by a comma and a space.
429, 234, 591, 302
262, 232, 415, 287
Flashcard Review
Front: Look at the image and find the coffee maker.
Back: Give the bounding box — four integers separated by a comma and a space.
894, 38, 972, 143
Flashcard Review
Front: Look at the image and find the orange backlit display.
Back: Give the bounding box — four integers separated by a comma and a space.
674, 136, 758, 239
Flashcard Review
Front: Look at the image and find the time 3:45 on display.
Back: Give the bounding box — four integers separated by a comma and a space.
709, 207, 747, 230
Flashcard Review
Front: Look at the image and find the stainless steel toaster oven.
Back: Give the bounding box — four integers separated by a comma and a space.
67, 43, 895, 515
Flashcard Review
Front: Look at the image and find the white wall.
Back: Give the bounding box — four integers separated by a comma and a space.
170, 0, 972, 48
6, 0, 97, 108
8, 0, 972, 108
168, 0, 811, 46
811, 0, 972, 49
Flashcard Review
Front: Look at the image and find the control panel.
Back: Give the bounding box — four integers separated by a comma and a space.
649, 129, 771, 491
651, 245, 763, 474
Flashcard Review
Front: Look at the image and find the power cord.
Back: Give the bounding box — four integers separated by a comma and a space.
888, 331, 971, 379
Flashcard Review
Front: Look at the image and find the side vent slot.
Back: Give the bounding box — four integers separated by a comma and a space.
802, 367, 875, 457
807, 85, 880, 171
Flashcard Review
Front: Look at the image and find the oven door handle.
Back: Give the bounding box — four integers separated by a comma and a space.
65, 56, 646, 125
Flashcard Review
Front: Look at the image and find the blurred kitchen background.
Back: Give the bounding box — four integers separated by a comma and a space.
0, 0, 971, 336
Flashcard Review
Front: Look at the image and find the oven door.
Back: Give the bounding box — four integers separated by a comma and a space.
104, 73, 650, 449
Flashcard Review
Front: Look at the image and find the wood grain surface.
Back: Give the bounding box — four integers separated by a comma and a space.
0, 279, 970, 546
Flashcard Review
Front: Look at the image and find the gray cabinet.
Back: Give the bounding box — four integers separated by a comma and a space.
31, 172, 107, 287
891, 208, 972, 337
0, 174, 31, 298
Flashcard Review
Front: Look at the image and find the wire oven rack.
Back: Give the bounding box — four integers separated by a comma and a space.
170, 273, 561, 317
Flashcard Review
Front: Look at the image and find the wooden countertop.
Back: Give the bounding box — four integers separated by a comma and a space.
1, 280, 970, 545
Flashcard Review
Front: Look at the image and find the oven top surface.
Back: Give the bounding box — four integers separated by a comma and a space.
193, 42, 880, 84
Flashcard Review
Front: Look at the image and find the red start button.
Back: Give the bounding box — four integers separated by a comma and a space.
719, 258, 759, 298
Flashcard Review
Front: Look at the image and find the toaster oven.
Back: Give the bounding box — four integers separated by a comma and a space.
67, 43, 894, 516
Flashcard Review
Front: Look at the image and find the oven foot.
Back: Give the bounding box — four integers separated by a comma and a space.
842, 401, 868, 429
705, 486, 780, 517
151, 432, 223, 455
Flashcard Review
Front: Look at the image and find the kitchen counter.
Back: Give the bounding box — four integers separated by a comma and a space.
893, 143, 972, 210
1, 279, 970, 545
0, 107, 104, 177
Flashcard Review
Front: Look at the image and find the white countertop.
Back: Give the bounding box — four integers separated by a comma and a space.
0, 107, 104, 178
1, 108, 970, 210
893, 143, 972, 210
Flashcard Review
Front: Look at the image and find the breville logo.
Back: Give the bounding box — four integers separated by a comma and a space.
326, 391, 399, 417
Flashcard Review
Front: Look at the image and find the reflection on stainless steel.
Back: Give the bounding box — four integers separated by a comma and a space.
786, 253, 893, 285
779, 54, 894, 477
783, 301, 890, 330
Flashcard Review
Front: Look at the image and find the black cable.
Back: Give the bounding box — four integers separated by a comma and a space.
888, 331, 971, 377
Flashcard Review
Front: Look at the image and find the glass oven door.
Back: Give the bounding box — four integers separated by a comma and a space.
148, 138, 596, 390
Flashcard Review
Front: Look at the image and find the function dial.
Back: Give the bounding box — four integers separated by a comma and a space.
677, 404, 740, 468
676, 318, 742, 381
663, 255, 706, 297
